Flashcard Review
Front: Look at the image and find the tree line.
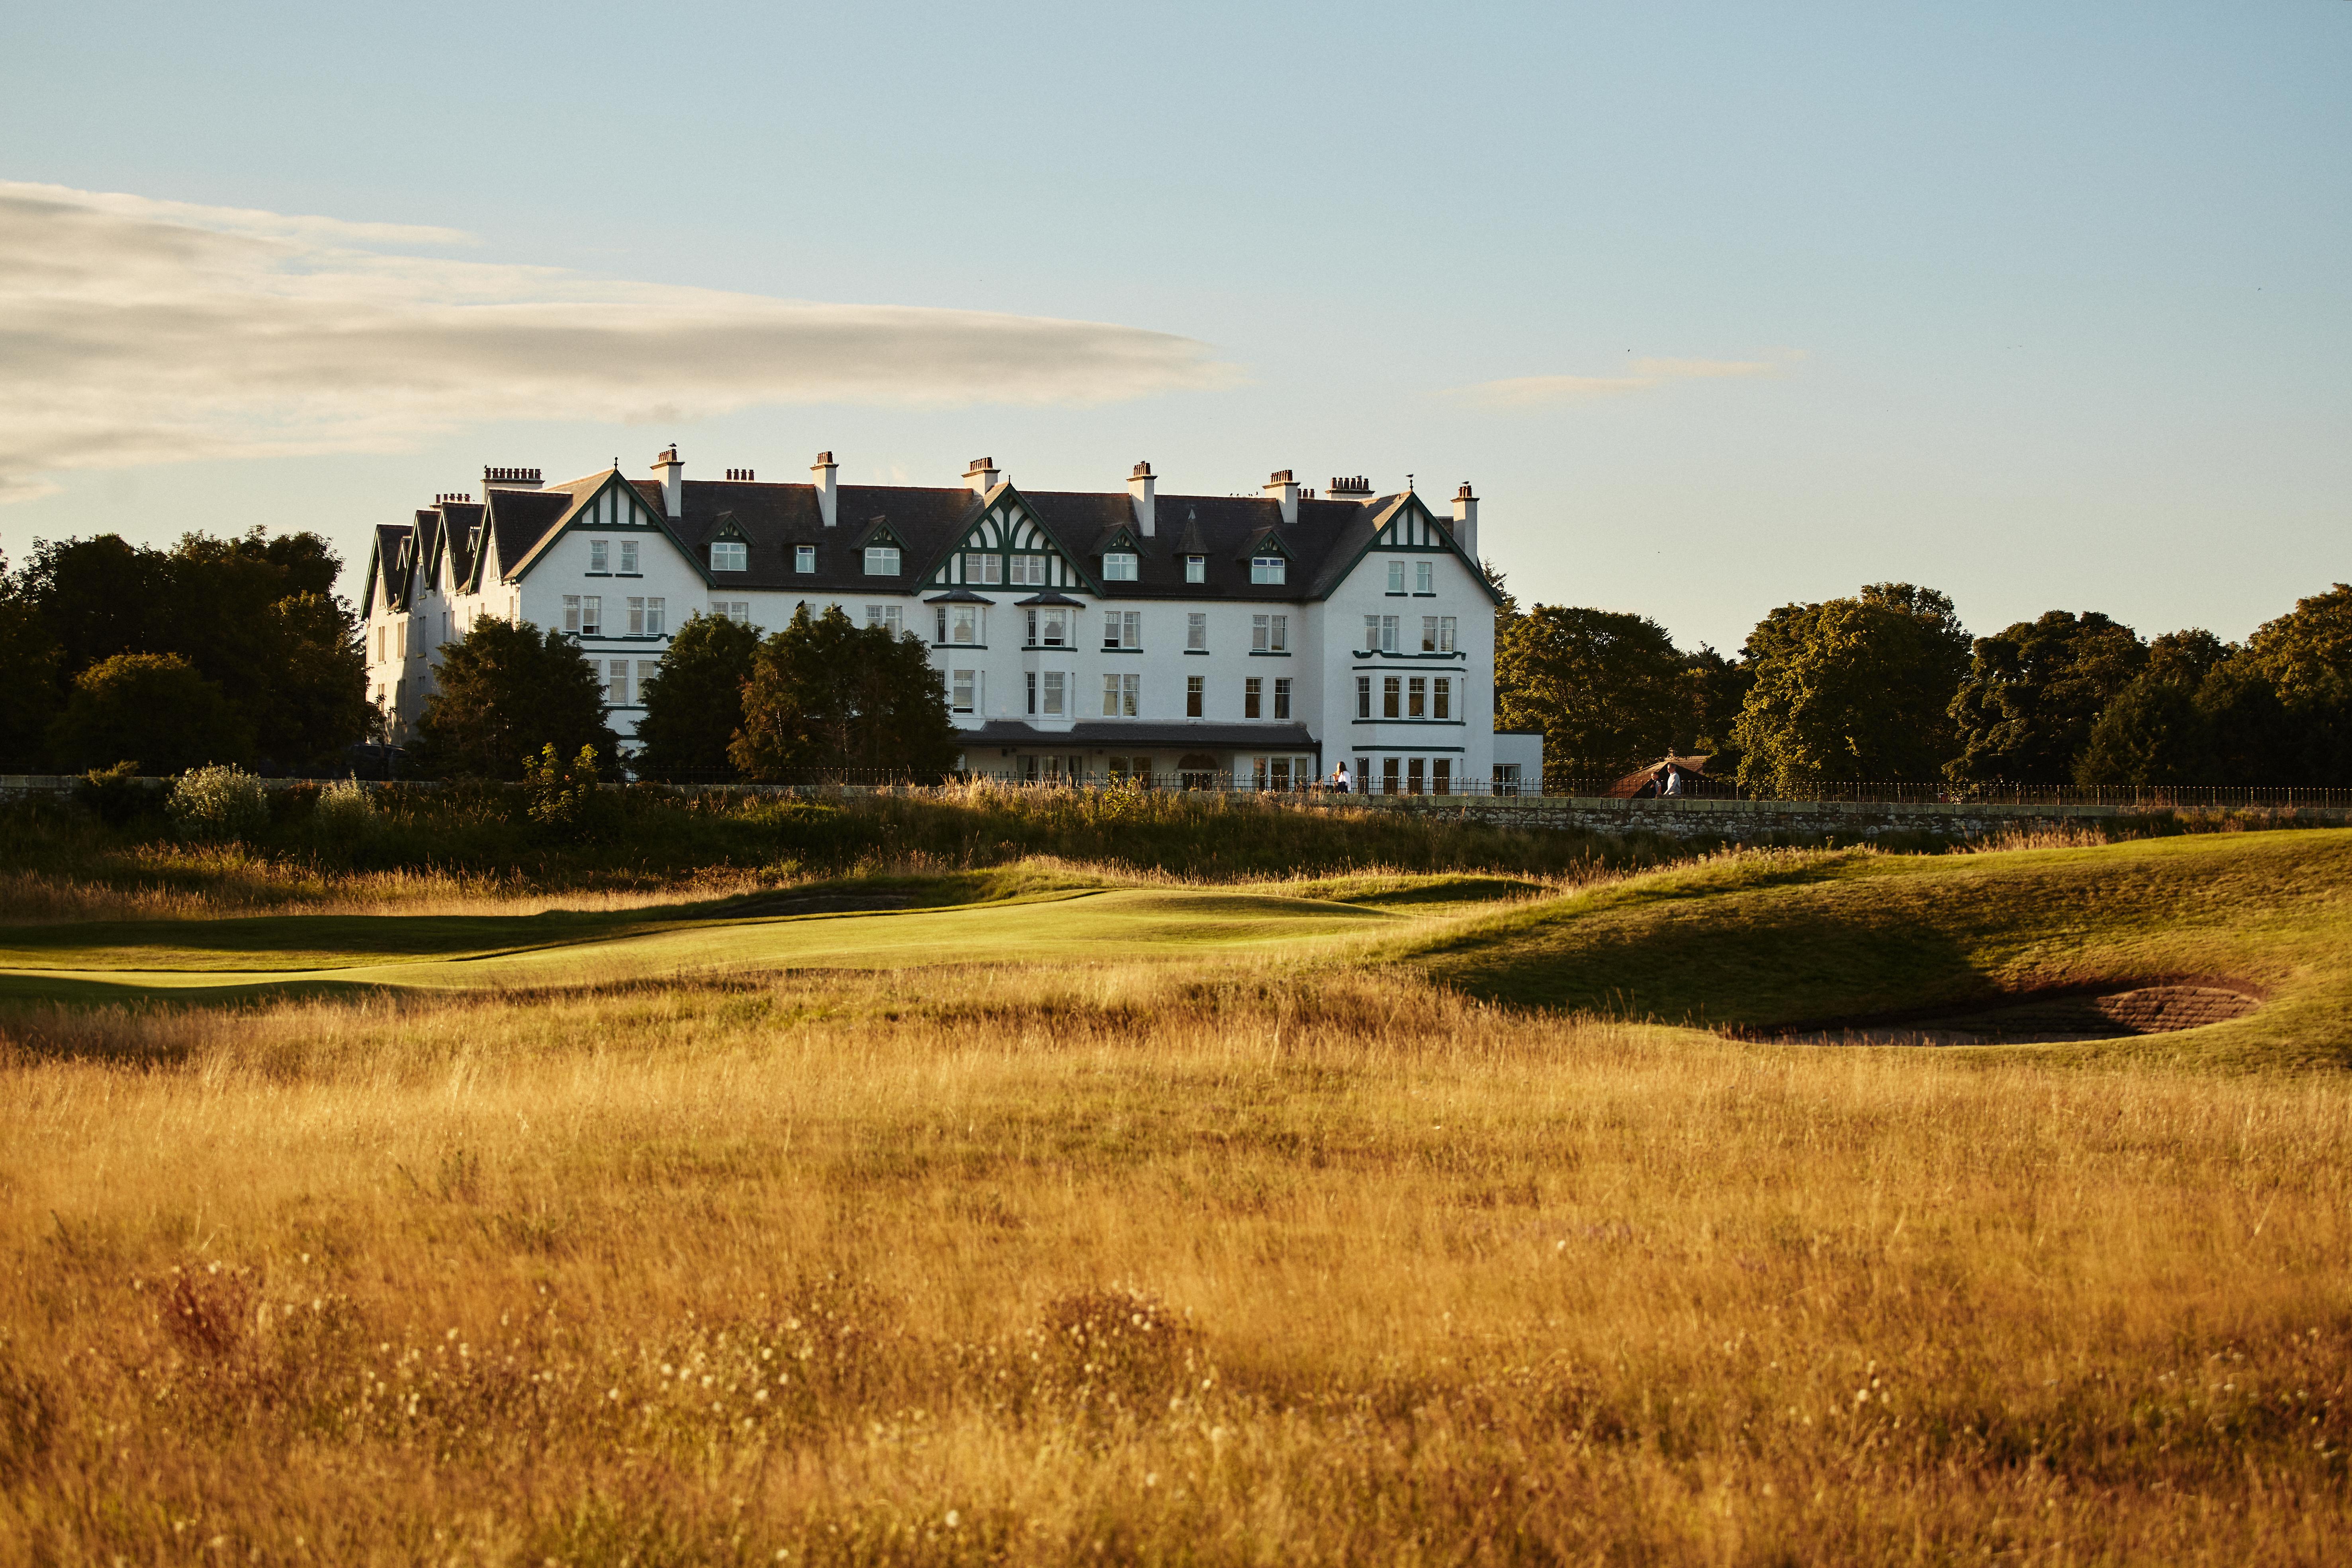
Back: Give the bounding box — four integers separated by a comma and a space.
403, 606, 958, 782
1493, 574, 2352, 791
0, 532, 370, 773
7, 528, 2344, 790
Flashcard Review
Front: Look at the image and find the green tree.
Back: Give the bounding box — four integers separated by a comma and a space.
46, 653, 250, 774
1680, 644, 1750, 767
250, 592, 372, 770
1946, 610, 2147, 782
15, 528, 367, 770
632, 612, 762, 780
409, 618, 617, 780
2074, 674, 2206, 786
1732, 583, 1972, 789
1493, 605, 1690, 787
2146, 628, 2229, 687
730, 606, 959, 781
2239, 584, 2352, 784
2195, 659, 2305, 784
2241, 584, 2352, 708
0, 600, 64, 770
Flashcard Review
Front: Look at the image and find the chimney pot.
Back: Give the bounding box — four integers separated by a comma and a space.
812, 450, 839, 527
652, 445, 685, 518
1262, 468, 1299, 526
1127, 460, 1157, 537
1451, 480, 1480, 559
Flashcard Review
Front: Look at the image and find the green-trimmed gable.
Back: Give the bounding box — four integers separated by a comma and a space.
921, 486, 1098, 594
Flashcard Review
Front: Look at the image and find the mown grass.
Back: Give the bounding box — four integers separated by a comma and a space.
1400, 830, 2352, 1070
0, 783, 1679, 923
3, 963, 2349, 1565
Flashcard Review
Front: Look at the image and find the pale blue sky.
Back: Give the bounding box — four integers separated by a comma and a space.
2, 2, 2345, 651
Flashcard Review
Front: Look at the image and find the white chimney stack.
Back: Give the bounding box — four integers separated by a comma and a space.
652, 444, 684, 518
1128, 461, 1156, 537
1451, 481, 1479, 561
812, 450, 838, 527
1262, 468, 1299, 526
964, 456, 999, 495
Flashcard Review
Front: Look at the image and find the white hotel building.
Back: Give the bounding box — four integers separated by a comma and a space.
364, 449, 1540, 792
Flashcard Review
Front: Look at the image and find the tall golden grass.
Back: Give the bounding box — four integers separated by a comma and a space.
4, 962, 2347, 1564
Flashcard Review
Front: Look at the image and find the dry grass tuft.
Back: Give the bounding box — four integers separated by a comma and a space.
2, 959, 2348, 1563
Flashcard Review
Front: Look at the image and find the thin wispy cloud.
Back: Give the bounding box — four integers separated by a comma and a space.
0, 180, 1238, 502
1446, 353, 1798, 408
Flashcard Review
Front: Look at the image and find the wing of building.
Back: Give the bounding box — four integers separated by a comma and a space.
362, 450, 1540, 794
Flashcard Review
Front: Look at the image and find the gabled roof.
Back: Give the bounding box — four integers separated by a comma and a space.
372, 469, 1497, 607
479, 487, 572, 585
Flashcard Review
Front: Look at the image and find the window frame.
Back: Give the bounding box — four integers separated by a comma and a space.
710, 540, 748, 573
1102, 551, 1138, 581
864, 544, 901, 576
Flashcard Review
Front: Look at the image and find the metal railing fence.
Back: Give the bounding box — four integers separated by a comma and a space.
3, 770, 2348, 809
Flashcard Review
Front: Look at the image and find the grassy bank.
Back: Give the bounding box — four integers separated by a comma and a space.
1400, 829, 2352, 1070
3, 964, 2348, 1564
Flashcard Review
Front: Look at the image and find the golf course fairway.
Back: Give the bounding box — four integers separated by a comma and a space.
0, 885, 1407, 1005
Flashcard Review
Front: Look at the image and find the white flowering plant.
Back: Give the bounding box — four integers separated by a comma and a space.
165, 764, 271, 843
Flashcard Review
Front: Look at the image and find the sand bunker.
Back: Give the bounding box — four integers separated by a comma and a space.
1777, 985, 2261, 1047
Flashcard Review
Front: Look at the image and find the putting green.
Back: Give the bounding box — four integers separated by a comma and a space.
0, 887, 1404, 1005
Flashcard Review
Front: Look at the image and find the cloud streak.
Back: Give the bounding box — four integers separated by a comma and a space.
1446, 354, 1795, 408
0, 180, 1238, 502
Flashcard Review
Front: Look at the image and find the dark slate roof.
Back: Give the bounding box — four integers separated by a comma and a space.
959, 720, 1319, 751
377, 471, 1491, 606
437, 501, 484, 585
618, 476, 1439, 603
370, 523, 411, 610
480, 487, 576, 585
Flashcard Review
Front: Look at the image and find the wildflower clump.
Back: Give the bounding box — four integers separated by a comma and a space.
1032, 1287, 1204, 1416
166, 764, 270, 843
523, 743, 606, 838
309, 777, 379, 843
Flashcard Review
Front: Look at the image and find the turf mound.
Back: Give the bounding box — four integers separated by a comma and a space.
1399, 831, 2352, 1068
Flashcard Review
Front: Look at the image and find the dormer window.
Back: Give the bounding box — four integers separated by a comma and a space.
711, 540, 748, 572
1250, 556, 1287, 585
795, 545, 816, 574
865, 544, 900, 575
1184, 555, 1205, 584
1103, 551, 1138, 581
